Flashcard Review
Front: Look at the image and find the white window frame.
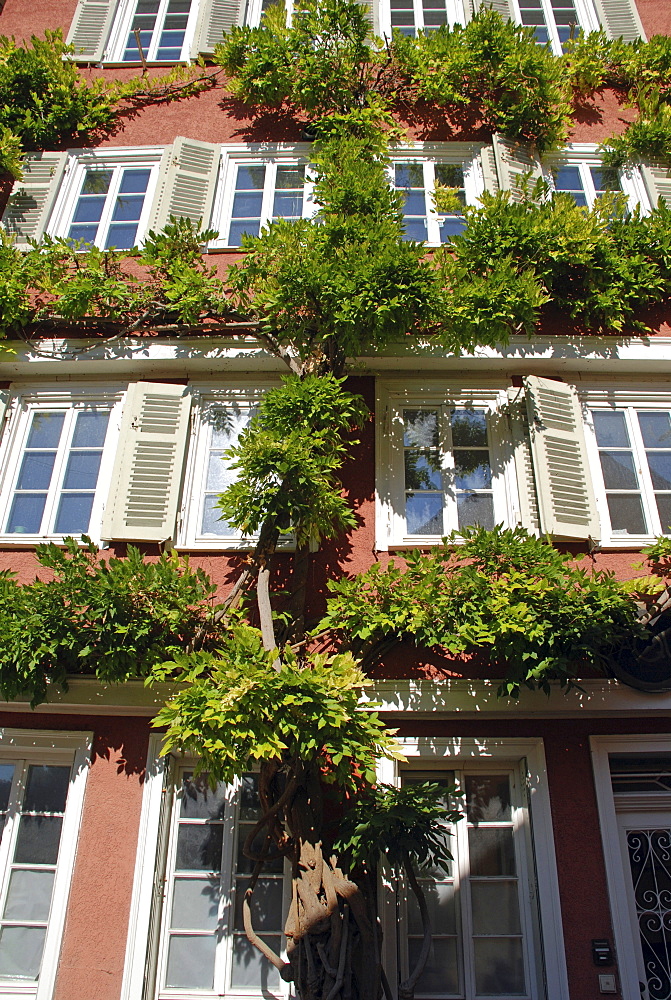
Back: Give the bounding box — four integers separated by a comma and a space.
511, 0, 600, 55
590, 734, 671, 1000
120, 737, 291, 1000
0, 728, 92, 1000
582, 387, 671, 548
378, 0, 466, 39
242, 0, 294, 25
377, 736, 569, 1000
389, 145, 485, 246
543, 144, 651, 213
376, 380, 520, 550
0, 384, 125, 547
105, 0, 201, 63
209, 145, 316, 250
47, 147, 165, 250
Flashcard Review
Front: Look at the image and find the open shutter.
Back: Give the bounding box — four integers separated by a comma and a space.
492, 135, 543, 203
101, 382, 191, 543
2, 153, 68, 250
592, 0, 645, 41
140, 760, 175, 1000
640, 164, 671, 208
358, 0, 380, 34
147, 137, 221, 235
461, 0, 475, 21
473, 0, 514, 18
66, 0, 118, 62
480, 143, 499, 195
524, 376, 600, 543
192, 0, 245, 56
507, 389, 540, 534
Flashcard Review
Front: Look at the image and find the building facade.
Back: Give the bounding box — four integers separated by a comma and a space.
0, 0, 668, 999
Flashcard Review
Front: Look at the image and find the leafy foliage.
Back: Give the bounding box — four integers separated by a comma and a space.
151, 626, 404, 786
321, 525, 642, 695
216, 374, 368, 544
335, 782, 460, 874
0, 538, 220, 706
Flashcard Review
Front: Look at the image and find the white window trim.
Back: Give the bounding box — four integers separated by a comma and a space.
378, 0, 466, 40
0, 383, 126, 547
121, 737, 291, 1000
510, 0, 600, 55
376, 379, 520, 551
47, 147, 165, 250
104, 0, 200, 63
209, 144, 315, 250
377, 736, 570, 1000
581, 387, 671, 548
243, 0, 294, 25
0, 728, 92, 1000
389, 143, 485, 246
543, 143, 651, 213
590, 734, 671, 1000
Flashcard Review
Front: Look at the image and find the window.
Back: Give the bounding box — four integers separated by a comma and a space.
49, 150, 163, 251
380, 0, 466, 37
0, 729, 91, 999
156, 768, 288, 997
391, 152, 485, 244
588, 404, 671, 541
377, 384, 515, 547
377, 737, 568, 1000
210, 151, 314, 249
515, 0, 591, 52
108, 0, 200, 62
0, 388, 122, 544
543, 147, 650, 212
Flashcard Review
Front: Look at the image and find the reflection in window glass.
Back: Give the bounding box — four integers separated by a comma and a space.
122, 0, 193, 61
68, 167, 151, 250
227, 163, 308, 246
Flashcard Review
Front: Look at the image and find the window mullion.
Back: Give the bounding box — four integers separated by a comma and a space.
96, 167, 122, 248
424, 161, 438, 245
261, 161, 276, 230
441, 405, 455, 537
414, 0, 424, 33
43, 407, 76, 534
542, 0, 562, 54
454, 773, 473, 999
579, 161, 597, 209
148, 0, 170, 60
216, 777, 240, 993
629, 407, 664, 537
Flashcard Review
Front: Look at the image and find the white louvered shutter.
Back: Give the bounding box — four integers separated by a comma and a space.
480, 144, 500, 194
592, 0, 645, 41
524, 376, 600, 543
507, 388, 540, 533
192, 0, 245, 56
101, 382, 191, 543
473, 0, 514, 18
640, 164, 671, 208
2, 153, 68, 250
147, 137, 221, 234
66, 0, 118, 62
359, 0, 380, 34
461, 0, 475, 21
492, 135, 543, 203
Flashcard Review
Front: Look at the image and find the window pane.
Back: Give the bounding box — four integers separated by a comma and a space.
5, 494, 47, 534
599, 451, 639, 491
639, 412, 671, 448
15, 452, 57, 491
606, 494, 647, 535
228, 219, 261, 245
53, 493, 95, 534
647, 453, 671, 491
26, 412, 65, 450
405, 451, 442, 490
404, 410, 438, 448
180, 774, 227, 820
14, 817, 63, 865
201, 498, 232, 535
239, 774, 263, 820
61, 451, 103, 491
406, 493, 444, 535
473, 937, 525, 995
104, 223, 140, 249
408, 936, 459, 994
656, 495, 671, 534
234, 877, 284, 931
170, 876, 221, 930
231, 935, 281, 991
3, 870, 55, 922
165, 934, 216, 989
81, 170, 113, 196
23, 765, 70, 813
407, 881, 456, 935
0, 926, 46, 980
456, 493, 494, 531
468, 828, 516, 877
466, 774, 511, 823
471, 881, 521, 935
454, 452, 492, 490
71, 411, 109, 448
451, 409, 487, 447
175, 824, 224, 871
593, 410, 630, 448
0, 766, 14, 812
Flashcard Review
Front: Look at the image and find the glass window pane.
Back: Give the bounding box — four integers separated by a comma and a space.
592, 410, 630, 448
451, 409, 487, 447
647, 453, 671, 491
15, 452, 57, 491
26, 412, 65, 450
14, 817, 63, 865
656, 495, 671, 534
234, 877, 284, 931
405, 451, 442, 491
23, 765, 70, 813
111, 195, 146, 222
165, 933, 216, 989
402, 218, 428, 241
205, 453, 236, 492
5, 494, 47, 534
104, 223, 140, 249
471, 881, 521, 935
0, 766, 14, 812
468, 828, 516, 877
201, 497, 231, 535
639, 412, 671, 448
170, 876, 221, 930
231, 935, 281, 991
276, 167, 305, 189
179, 774, 227, 819
81, 170, 112, 196
175, 824, 224, 871
236, 833, 284, 874
3, 870, 55, 922
53, 493, 95, 534
228, 220, 261, 246
454, 452, 492, 490
61, 451, 103, 490
239, 774, 262, 820
71, 411, 110, 448
466, 774, 511, 823
408, 936, 459, 995
406, 493, 444, 535
606, 494, 647, 535
118, 169, 150, 194
457, 494, 494, 531
72, 197, 107, 224
236, 166, 266, 189
407, 881, 456, 935
0, 925, 46, 980
473, 937, 525, 995
404, 410, 438, 448
599, 451, 639, 490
